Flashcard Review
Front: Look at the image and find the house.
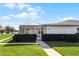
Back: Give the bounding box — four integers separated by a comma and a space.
19, 20, 79, 35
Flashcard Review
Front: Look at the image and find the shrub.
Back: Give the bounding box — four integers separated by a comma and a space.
13, 34, 37, 42
75, 33, 79, 41
42, 34, 64, 41
64, 34, 77, 42
42, 34, 78, 42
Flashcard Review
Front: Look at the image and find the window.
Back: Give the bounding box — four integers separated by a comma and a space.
77, 28, 79, 33
25, 29, 29, 34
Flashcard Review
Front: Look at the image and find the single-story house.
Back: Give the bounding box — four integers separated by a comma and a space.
19, 20, 79, 35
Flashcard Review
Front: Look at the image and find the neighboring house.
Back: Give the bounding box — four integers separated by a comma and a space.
13, 30, 19, 34
19, 20, 79, 35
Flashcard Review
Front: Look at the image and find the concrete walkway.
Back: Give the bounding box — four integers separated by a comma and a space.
37, 41, 62, 56
0, 36, 12, 42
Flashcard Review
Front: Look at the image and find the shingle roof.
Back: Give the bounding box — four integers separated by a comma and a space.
42, 19, 79, 26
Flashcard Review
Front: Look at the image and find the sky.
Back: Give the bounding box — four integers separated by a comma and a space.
0, 3, 79, 30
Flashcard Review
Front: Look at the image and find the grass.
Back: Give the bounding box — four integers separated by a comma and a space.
2, 37, 15, 43
0, 44, 47, 56
45, 41, 79, 56
0, 34, 14, 40
0, 34, 47, 56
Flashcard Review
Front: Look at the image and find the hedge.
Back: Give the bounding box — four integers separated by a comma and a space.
13, 34, 37, 42
42, 34, 78, 42
12, 34, 79, 42
64, 34, 77, 42
75, 33, 79, 41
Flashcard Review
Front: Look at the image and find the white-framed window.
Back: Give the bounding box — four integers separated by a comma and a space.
25, 29, 29, 34
77, 28, 79, 33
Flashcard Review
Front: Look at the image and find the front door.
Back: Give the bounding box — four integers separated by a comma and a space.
36, 28, 42, 41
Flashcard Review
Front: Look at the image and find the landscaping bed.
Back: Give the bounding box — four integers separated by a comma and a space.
45, 41, 79, 56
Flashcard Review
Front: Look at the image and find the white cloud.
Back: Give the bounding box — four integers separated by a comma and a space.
55, 17, 77, 23
29, 12, 40, 19
4, 3, 32, 10
14, 12, 28, 18
17, 3, 31, 9
27, 7, 36, 12
26, 6, 44, 14
27, 6, 43, 13
7, 12, 40, 20
1, 16, 11, 20
41, 11, 45, 14
57, 17, 61, 20
8, 12, 28, 18
4, 3, 44, 15
2, 3, 44, 22
25, 4, 31, 8
17, 3, 27, 9
62, 17, 75, 20
57, 17, 76, 22
4, 3, 16, 9
17, 4, 31, 9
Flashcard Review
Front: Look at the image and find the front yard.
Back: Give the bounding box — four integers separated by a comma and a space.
0, 34, 14, 40
1, 34, 79, 56
0, 34, 47, 56
0, 44, 47, 56
45, 41, 79, 56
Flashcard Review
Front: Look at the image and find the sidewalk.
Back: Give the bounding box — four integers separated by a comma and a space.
0, 36, 12, 42
37, 41, 62, 56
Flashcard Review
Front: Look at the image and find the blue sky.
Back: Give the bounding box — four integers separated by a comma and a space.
0, 3, 79, 29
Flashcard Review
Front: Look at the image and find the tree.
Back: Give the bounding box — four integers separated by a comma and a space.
5, 25, 10, 34
0, 25, 5, 34
0, 27, 5, 34
10, 27, 14, 34
5, 25, 15, 34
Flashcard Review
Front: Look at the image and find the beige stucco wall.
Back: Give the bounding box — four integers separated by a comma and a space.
29, 28, 35, 34
45, 26, 78, 34
20, 25, 79, 34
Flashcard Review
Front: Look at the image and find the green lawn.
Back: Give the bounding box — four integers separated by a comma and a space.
0, 35, 47, 56
1, 36, 15, 43
0, 44, 47, 56
45, 41, 79, 56
0, 34, 14, 40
